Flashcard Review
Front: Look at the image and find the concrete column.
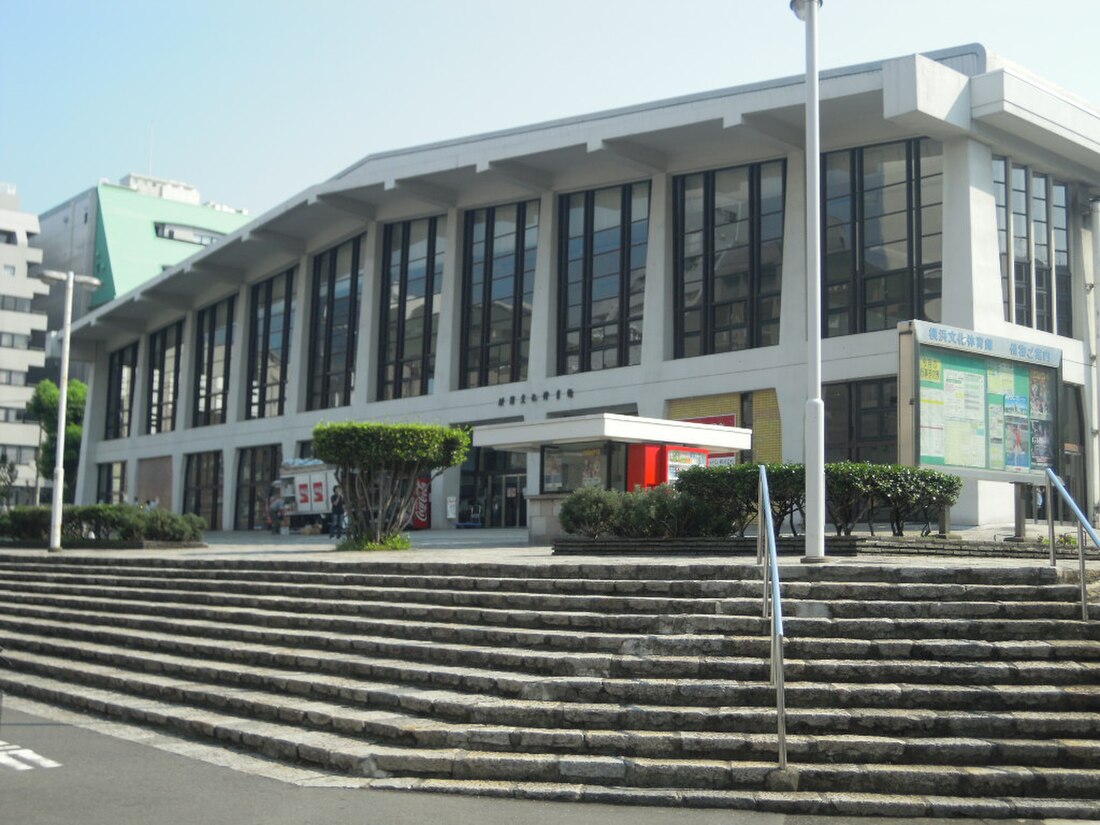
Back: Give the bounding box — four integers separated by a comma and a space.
221, 445, 237, 532
130, 332, 150, 439
73, 341, 107, 504
941, 138, 1001, 329
640, 172, 672, 371
433, 208, 461, 395
779, 151, 807, 358
356, 227, 382, 403
224, 283, 249, 425
1088, 200, 1100, 521
287, 254, 312, 414
527, 190, 556, 383
176, 310, 197, 429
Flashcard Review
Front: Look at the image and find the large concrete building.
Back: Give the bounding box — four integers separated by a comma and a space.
0, 185, 48, 506
69, 45, 1100, 532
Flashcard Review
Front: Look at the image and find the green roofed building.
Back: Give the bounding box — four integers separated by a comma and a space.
35, 174, 251, 345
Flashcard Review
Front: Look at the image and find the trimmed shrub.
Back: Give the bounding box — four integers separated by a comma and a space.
313, 421, 470, 544
558, 486, 622, 538
673, 464, 758, 536
561, 463, 963, 540
0, 504, 205, 543
613, 485, 731, 539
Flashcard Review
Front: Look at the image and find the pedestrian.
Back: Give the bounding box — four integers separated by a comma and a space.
267, 486, 285, 535
330, 484, 345, 540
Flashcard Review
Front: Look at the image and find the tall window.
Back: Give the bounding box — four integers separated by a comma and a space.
192, 295, 235, 427
461, 201, 538, 387
234, 444, 281, 530
105, 341, 138, 440
824, 377, 898, 464
146, 320, 182, 434
307, 235, 363, 410
95, 462, 126, 504
379, 217, 445, 400
183, 451, 222, 530
247, 268, 295, 418
994, 157, 1073, 336
558, 182, 649, 374
674, 161, 785, 357
822, 138, 942, 337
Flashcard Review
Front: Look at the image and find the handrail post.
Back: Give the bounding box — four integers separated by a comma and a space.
1047, 478, 1056, 567
1080, 521, 1089, 622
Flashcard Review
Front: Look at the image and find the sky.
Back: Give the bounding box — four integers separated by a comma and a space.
3, 0, 1100, 218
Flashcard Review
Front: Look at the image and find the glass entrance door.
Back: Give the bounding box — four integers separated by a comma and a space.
489, 473, 527, 528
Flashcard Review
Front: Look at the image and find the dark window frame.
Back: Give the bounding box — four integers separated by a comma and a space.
821, 138, 942, 338
673, 160, 786, 357
192, 295, 236, 427
307, 235, 363, 411
378, 217, 445, 400
824, 376, 898, 464
183, 451, 222, 531
246, 267, 295, 419
460, 200, 539, 388
105, 341, 138, 440
557, 182, 649, 375
234, 443, 282, 531
146, 320, 183, 434
95, 461, 127, 504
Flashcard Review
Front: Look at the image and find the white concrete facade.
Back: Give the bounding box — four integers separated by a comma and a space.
0, 186, 48, 505
69, 45, 1100, 530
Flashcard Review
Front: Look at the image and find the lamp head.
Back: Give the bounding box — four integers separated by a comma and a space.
789, 0, 822, 21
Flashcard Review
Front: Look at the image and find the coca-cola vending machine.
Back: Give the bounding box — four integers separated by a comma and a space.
410, 476, 431, 530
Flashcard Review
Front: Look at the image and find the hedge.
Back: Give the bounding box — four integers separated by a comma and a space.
0, 504, 206, 543
560, 463, 962, 539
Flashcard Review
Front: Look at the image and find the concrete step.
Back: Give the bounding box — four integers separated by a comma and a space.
0, 586, 1095, 641
3, 629, 1099, 712
0, 576, 1087, 619
2, 610, 1098, 686
2, 664, 1098, 806
0, 555, 1069, 585
5, 597, 1099, 662
3, 649, 1098, 769
0, 567, 1081, 602
10, 643, 1094, 739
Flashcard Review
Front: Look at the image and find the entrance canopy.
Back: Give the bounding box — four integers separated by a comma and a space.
473, 413, 752, 453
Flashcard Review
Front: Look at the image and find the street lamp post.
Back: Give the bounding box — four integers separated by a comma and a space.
790, 0, 825, 561
35, 269, 101, 553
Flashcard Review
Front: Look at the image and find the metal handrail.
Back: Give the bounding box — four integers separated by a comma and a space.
1045, 468, 1095, 622
755, 465, 787, 768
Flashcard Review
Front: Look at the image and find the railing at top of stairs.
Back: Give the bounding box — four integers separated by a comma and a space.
755, 465, 787, 768
1045, 468, 1095, 622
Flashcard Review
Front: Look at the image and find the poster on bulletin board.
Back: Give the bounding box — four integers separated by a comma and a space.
899, 321, 1061, 483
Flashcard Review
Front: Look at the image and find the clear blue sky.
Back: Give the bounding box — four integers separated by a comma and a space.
4, 0, 1099, 218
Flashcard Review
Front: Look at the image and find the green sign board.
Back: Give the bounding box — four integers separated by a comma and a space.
899, 321, 1061, 482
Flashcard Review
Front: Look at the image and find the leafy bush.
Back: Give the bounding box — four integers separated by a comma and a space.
613, 485, 731, 539
0, 504, 205, 543
0, 507, 50, 540
560, 462, 963, 539
825, 462, 877, 536
558, 486, 622, 538
673, 464, 758, 535
336, 532, 413, 552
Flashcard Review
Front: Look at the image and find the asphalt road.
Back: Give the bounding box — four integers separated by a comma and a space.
0, 702, 776, 825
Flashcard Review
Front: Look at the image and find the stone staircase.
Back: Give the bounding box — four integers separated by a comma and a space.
0, 553, 1096, 818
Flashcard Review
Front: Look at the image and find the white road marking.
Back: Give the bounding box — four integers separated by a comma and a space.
0, 742, 62, 770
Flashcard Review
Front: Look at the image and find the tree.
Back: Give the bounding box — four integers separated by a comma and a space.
0, 454, 17, 511
24, 379, 87, 504
313, 422, 470, 545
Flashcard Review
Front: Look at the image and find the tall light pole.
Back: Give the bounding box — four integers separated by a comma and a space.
35, 269, 101, 553
790, 0, 825, 561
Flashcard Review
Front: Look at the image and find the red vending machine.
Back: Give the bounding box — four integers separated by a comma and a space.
626, 445, 709, 491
